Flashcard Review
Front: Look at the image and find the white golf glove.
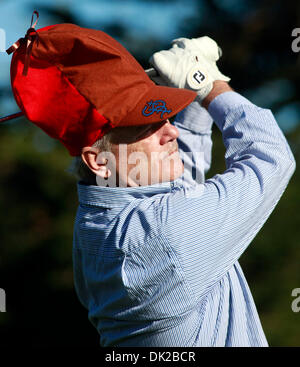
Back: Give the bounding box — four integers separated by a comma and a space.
147, 36, 230, 102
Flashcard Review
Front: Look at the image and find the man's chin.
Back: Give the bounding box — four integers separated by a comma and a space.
158, 166, 184, 184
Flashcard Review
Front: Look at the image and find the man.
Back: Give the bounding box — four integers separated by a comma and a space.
5, 20, 295, 347
72, 39, 296, 346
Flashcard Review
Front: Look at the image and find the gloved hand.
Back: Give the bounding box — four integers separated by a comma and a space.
147, 36, 230, 102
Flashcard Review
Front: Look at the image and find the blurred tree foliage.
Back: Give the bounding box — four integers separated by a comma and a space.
0, 0, 299, 346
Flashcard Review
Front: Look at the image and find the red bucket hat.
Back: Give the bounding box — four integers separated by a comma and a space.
3, 12, 196, 156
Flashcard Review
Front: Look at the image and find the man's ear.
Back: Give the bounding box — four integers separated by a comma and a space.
81, 147, 111, 178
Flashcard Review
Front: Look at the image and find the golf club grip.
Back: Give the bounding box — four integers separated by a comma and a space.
145, 68, 159, 77
0, 111, 24, 123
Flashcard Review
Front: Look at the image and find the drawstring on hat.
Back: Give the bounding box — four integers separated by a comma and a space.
6, 10, 40, 76
0, 11, 39, 123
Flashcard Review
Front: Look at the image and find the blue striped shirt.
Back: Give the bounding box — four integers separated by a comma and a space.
73, 92, 295, 347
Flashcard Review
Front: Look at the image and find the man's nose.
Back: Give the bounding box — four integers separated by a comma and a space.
160, 119, 179, 144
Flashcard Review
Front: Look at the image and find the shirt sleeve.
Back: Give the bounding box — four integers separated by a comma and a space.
156, 91, 296, 302
173, 100, 214, 185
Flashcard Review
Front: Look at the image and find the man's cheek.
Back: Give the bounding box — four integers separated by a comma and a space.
148, 158, 160, 185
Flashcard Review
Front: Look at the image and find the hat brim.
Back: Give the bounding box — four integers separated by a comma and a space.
117, 85, 197, 127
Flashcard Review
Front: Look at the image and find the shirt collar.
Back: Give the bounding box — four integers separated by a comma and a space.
77, 178, 183, 208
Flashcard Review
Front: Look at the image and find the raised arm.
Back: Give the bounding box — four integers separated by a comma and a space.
173, 82, 233, 184
149, 37, 296, 300
148, 36, 231, 185
174, 102, 214, 185
157, 85, 295, 300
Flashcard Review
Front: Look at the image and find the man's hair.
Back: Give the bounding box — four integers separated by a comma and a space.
68, 123, 162, 184
68, 131, 113, 185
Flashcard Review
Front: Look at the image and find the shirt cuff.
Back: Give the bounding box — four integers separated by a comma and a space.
175, 100, 213, 134
208, 91, 254, 129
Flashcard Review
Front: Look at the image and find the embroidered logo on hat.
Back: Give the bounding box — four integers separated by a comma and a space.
142, 100, 172, 119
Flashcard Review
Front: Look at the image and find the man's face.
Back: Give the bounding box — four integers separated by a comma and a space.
107, 119, 184, 187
